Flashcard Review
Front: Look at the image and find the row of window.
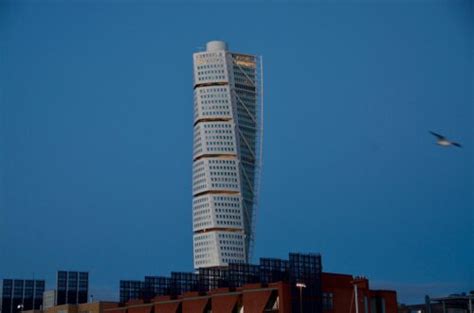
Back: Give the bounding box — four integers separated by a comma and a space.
216, 214, 240, 220
193, 172, 205, 179
197, 75, 226, 81
217, 220, 242, 226
198, 92, 229, 99
198, 101, 230, 109
194, 232, 213, 239
210, 177, 238, 183
206, 147, 233, 152
209, 165, 237, 170
193, 177, 206, 185
218, 233, 243, 239
194, 196, 241, 203
205, 135, 233, 141
193, 207, 210, 214
197, 69, 225, 75
193, 162, 205, 173
194, 221, 212, 228
222, 258, 243, 264
221, 252, 244, 258
195, 260, 212, 266
210, 183, 239, 189
209, 159, 236, 164
206, 140, 234, 147
195, 51, 223, 58
219, 239, 243, 246
217, 220, 241, 226
196, 111, 230, 118
195, 55, 224, 63
204, 129, 232, 134
220, 246, 244, 252
195, 253, 213, 260
203, 123, 231, 129
199, 104, 230, 111
195, 220, 242, 229
194, 181, 240, 193
193, 184, 207, 193
193, 214, 211, 222
214, 196, 240, 202
195, 246, 214, 253
199, 111, 230, 117
210, 171, 237, 177
197, 87, 228, 93
194, 211, 241, 221
215, 203, 240, 209
193, 198, 241, 214
195, 128, 233, 136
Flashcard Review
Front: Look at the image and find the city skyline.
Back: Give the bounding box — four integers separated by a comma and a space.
0, 1, 472, 305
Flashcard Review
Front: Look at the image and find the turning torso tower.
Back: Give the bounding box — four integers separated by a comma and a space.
192, 41, 263, 269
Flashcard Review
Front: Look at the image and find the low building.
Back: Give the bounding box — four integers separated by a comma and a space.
110, 273, 397, 313
107, 282, 290, 313
42, 291, 57, 310
119, 252, 322, 313
322, 273, 397, 313
399, 293, 474, 313
43, 302, 119, 313
1, 279, 45, 313
56, 272, 89, 305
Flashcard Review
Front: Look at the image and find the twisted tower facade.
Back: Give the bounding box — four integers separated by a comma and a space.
192, 41, 263, 268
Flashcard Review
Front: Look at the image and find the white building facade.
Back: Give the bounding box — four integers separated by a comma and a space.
192, 41, 263, 269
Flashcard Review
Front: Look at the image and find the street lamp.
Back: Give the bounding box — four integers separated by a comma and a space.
16, 304, 24, 313
296, 283, 306, 313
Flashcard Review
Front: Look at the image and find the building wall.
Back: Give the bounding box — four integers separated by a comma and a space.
43, 291, 57, 310
321, 273, 397, 313
44, 301, 118, 313
106, 282, 289, 313
399, 295, 474, 313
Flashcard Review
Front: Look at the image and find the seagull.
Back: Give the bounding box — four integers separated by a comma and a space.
429, 131, 462, 148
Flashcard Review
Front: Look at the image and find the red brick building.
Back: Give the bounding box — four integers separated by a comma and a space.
322, 273, 397, 313
107, 273, 397, 313
107, 282, 291, 313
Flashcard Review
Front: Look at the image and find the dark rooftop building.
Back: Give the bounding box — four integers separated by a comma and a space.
56, 271, 88, 305
120, 252, 320, 313
1, 279, 45, 313
399, 293, 474, 313
118, 252, 398, 313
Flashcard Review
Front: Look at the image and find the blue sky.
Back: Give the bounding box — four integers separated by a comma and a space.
0, 0, 472, 304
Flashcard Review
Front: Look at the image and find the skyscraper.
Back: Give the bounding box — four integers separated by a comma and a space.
192, 41, 263, 268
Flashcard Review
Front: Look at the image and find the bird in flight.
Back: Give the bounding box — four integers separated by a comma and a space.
429, 131, 462, 148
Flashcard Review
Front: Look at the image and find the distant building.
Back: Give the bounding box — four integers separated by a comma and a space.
399, 293, 474, 313
119, 281, 144, 304
1, 279, 45, 313
41, 291, 56, 310
56, 271, 88, 305
192, 40, 263, 268
322, 273, 397, 313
